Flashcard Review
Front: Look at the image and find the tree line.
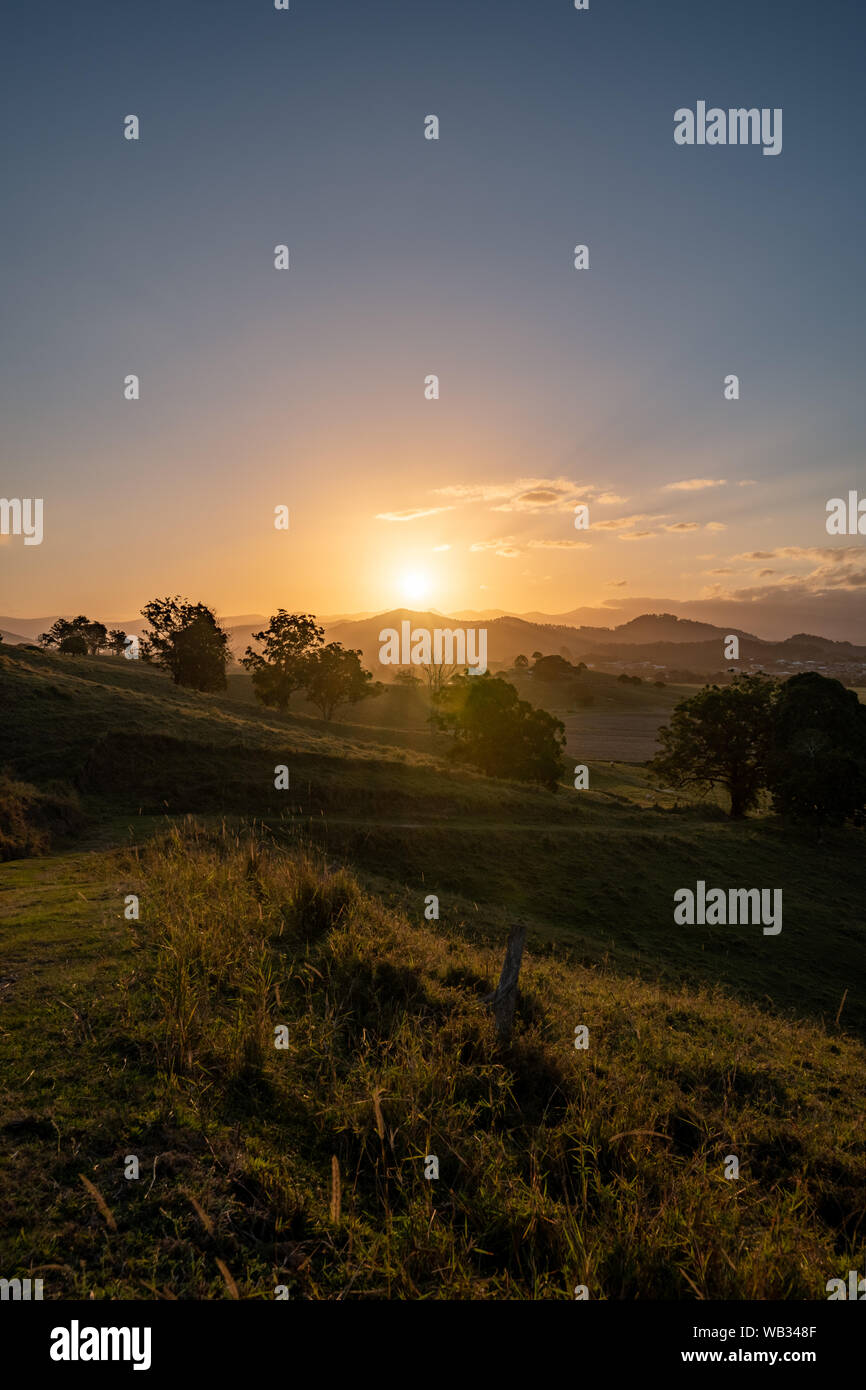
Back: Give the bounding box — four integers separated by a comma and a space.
34, 607, 866, 818
35, 599, 567, 785
38, 615, 129, 656
652, 671, 866, 829
39, 601, 378, 724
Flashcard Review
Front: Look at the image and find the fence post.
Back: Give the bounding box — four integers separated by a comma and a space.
485, 923, 527, 1043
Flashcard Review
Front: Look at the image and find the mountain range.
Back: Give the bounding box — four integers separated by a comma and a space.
5, 610, 865, 680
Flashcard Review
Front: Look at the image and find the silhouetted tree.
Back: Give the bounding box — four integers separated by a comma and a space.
140, 596, 229, 691
108, 629, 130, 656
392, 669, 421, 687
650, 674, 777, 818
419, 659, 461, 695
767, 672, 866, 829
242, 610, 323, 711
303, 643, 379, 721
39, 616, 108, 655
533, 654, 574, 681
434, 673, 566, 789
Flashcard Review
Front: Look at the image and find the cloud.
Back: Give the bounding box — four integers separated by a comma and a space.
499, 487, 564, 508
375, 506, 454, 522
619, 530, 657, 540
664, 522, 701, 532
433, 476, 614, 514
699, 548, 866, 604
735, 546, 858, 564
527, 538, 592, 549
434, 483, 515, 502
469, 537, 521, 557
663, 478, 727, 491
491, 477, 592, 513
705, 522, 727, 532
608, 579, 628, 587
592, 513, 667, 531
431, 543, 451, 552
738, 480, 758, 487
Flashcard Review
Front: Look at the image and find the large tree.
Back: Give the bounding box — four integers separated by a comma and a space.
767, 672, 866, 829
39, 616, 108, 655
434, 673, 566, 789
303, 642, 379, 721
241, 610, 323, 712
650, 674, 777, 818
140, 596, 229, 691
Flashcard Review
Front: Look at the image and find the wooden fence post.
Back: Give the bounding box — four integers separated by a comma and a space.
484, 923, 527, 1044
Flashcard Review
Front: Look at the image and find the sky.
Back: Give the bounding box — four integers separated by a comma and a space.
2, 0, 865, 639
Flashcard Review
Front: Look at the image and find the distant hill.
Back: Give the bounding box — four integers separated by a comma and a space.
569, 613, 743, 645
321, 609, 866, 677
0, 611, 377, 655
5, 609, 865, 680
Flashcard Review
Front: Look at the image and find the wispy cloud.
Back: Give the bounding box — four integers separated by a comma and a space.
592, 513, 667, 532
701, 545, 866, 602
469, 537, 522, 557
375, 506, 454, 522
433, 476, 615, 514
527, 538, 592, 550
663, 478, 727, 491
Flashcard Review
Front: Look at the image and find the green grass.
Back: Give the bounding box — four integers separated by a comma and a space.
1, 646, 864, 1298
1, 823, 863, 1298
1, 645, 864, 1035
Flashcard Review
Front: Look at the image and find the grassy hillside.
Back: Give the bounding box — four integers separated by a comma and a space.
1, 646, 864, 1298
1, 645, 863, 1037
2, 823, 863, 1299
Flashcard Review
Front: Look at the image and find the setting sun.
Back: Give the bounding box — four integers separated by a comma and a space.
400, 570, 431, 604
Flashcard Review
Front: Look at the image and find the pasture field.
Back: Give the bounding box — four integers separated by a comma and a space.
1, 646, 864, 1298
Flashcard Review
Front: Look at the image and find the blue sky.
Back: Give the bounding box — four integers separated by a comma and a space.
2, 0, 864, 637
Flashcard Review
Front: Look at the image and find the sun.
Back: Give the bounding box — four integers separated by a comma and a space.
400, 570, 431, 604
